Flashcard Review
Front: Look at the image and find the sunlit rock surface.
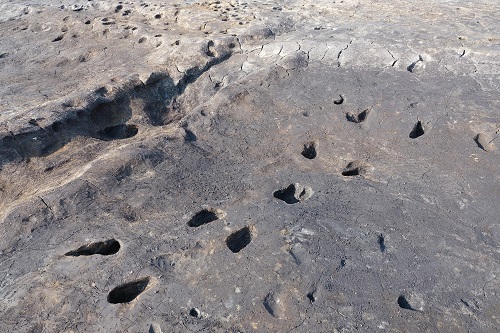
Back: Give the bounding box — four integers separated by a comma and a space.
0, 1, 498, 332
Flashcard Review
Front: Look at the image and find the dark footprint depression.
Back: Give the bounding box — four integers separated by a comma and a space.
107, 277, 150, 304
273, 183, 313, 204
226, 226, 253, 253
65, 239, 121, 256
187, 208, 225, 227
409, 120, 425, 139
301, 141, 317, 159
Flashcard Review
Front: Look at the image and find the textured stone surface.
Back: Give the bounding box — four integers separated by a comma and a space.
0, 1, 499, 332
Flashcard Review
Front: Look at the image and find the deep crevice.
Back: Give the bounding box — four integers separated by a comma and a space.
226, 226, 252, 253
107, 277, 150, 304
176, 51, 232, 95
65, 239, 120, 256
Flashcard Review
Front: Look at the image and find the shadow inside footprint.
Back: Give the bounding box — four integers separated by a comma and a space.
474, 133, 494, 151
342, 166, 360, 176
301, 141, 317, 159
65, 239, 120, 256
273, 183, 313, 204
378, 234, 386, 252
226, 226, 253, 253
187, 208, 225, 227
397, 295, 417, 311
333, 94, 344, 105
346, 109, 371, 123
107, 277, 150, 304
409, 121, 424, 139
97, 124, 138, 141
342, 160, 373, 177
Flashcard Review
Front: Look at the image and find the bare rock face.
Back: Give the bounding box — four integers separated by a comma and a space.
0, 1, 499, 333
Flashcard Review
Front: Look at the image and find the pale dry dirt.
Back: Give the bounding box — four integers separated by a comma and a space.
0, 1, 499, 332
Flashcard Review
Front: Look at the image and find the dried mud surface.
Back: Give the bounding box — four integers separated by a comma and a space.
0, 1, 499, 332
